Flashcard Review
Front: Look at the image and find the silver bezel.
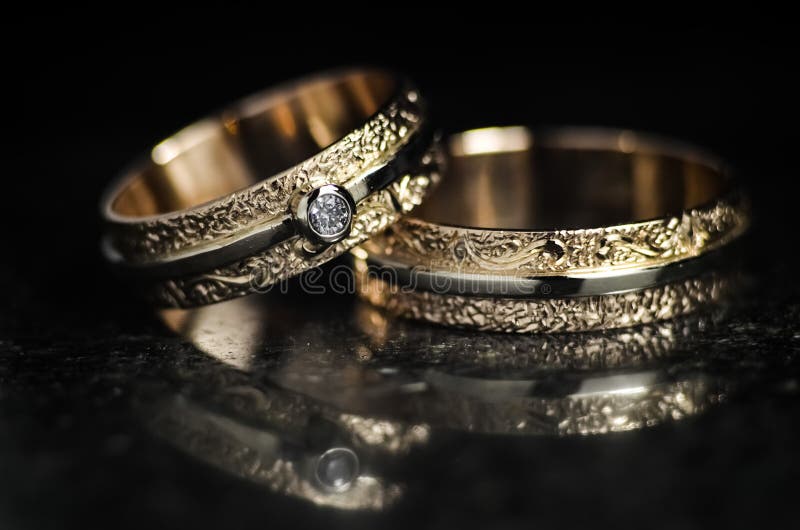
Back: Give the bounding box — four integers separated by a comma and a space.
313, 447, 360, 493
292, 184, 356, 246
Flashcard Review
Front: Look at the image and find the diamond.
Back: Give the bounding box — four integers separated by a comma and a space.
307, 193, 351, 237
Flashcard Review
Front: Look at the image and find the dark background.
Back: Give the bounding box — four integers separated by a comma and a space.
6, 17, 799, 292
2, 15, 799, 529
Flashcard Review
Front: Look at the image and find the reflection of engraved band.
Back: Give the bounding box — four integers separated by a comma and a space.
149, 394, 405, 511
100, 69, 438, 308
354, 126, 748, 332
419, 369, 729, 436
153, 297, 735, 475
353, 301, 733, 372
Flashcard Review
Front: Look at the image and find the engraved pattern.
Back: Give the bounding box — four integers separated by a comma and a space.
151, 169, 439, 308
111, 91, 424, 261
363, 194, 748, 275
357, 269, 732, 333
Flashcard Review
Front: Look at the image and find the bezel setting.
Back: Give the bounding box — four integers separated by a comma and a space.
292, 184, 356, 246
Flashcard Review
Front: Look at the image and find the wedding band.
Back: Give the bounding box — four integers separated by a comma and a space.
355, 126, 749, 332
101, 69, 438, 307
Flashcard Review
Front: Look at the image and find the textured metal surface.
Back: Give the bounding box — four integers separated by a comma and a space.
356, 265, 736, 333
106, 76, 426, 261
360, 125, 750, 279
149, 162, 439, 307
105, 120, 437, 278
362, 187, 748, 277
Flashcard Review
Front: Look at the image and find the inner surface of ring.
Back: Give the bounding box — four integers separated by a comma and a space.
415, 127, 730, 230
112, 70, 396, 218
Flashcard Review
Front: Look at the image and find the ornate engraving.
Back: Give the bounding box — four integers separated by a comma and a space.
363, 194, 748, 276
151, 170, 438, 308
111, 91, 424, 261
356, 269, 733, 333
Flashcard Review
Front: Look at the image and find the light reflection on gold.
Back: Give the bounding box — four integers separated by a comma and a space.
414, 126, 732, 231
150, 120, 220, 166
617, 130, 638, 153
112, 70, 397, 217
273, 102, 297, 138
450, 126, 533, 156
306, 114, 340, 149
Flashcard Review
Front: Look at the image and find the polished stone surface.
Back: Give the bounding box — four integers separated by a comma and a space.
2, 246, 799, 528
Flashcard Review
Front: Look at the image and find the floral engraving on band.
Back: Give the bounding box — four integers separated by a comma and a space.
364, 196, 748, 276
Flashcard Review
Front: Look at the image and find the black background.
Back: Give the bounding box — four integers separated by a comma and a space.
2, 14, 800, 530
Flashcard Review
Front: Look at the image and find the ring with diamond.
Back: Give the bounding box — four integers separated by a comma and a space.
100, 69, 439, 308
353, 126, 749, 333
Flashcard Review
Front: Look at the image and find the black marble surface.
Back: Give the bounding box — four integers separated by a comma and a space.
3, 21, 799, 530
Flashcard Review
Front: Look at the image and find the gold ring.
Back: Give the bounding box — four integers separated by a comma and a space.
354, 126, 748, 332
101, 69, 438, 307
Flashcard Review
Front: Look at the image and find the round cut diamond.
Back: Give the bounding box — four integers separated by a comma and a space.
307, 193, 351, 236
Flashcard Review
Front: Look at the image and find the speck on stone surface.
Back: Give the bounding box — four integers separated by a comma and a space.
308, 194, 350, 236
